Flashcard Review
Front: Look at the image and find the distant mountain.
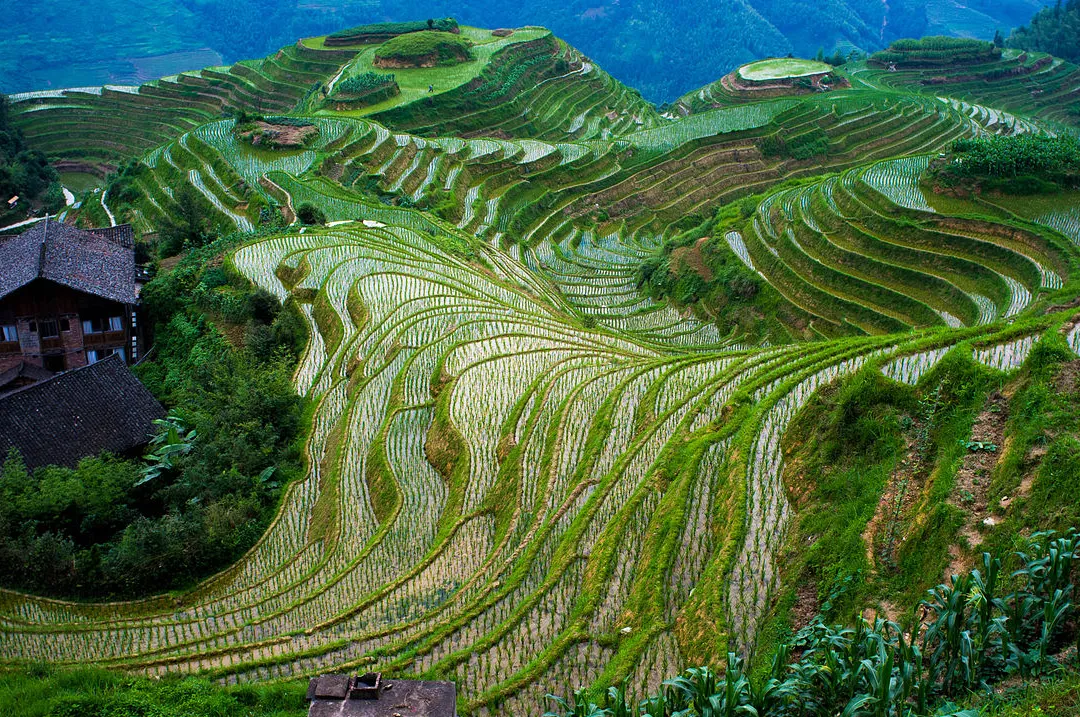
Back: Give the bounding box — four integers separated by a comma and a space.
1, 0, 1050, 101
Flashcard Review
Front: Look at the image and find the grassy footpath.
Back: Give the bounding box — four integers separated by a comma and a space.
970, 674, 1080, 716
0, 667, 307, 717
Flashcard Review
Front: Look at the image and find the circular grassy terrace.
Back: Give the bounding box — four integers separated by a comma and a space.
737, 58, 832, 82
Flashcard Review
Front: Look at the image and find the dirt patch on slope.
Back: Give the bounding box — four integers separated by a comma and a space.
237, 121, 319, 149
790, 580, 819, 631
1055, 359, 1080, 395
946, 391, 1009, 577
863, 430, 927, 571
669, 237, 714, 282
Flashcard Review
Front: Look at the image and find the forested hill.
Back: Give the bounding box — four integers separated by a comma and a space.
3, 0, 1051, 101
1008, 0, 1080, 63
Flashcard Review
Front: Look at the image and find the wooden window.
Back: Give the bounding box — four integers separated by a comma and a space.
86, 347, 125, 365
60, 318, 70, 332
39, 319, 59, 338
1, 325, 16, 342
82, 316, 124, 334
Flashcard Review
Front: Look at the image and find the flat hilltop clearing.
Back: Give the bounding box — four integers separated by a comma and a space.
5, 22, 1080, 717
737, 58, 834, 81
303, 26, 550, 116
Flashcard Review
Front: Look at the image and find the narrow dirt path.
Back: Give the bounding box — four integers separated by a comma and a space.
944, 390, 1010, 578
100, 188, 117, 226
863, 402, 936, 573
260, 175, 296, 224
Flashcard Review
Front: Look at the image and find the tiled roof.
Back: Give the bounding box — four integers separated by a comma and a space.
86, 224, 135, 248
0, 355, 165, 469
0, 361, 54, 396
0, 217, 137, 303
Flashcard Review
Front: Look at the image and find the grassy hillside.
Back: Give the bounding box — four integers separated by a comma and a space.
0, 667, 307, 717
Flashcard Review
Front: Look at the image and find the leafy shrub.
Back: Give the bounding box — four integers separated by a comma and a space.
158, 184, 218, 256
948, 134, 1080, 178
336, 72, 396, 96
331, 73, 400, 106
296, 202, 326, 225
104, 158, 145, 206
933, 134, 1080, 193
260, 116, 314, 128
758, 127, 829, 160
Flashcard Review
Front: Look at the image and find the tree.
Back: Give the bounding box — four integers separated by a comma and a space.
158, 185, 214, 256
43, 183, 65, 213
993, 29, 1004, 48
296, 202, 326, 226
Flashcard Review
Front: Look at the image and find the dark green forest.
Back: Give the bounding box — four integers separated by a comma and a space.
0, 96, 63, 221
1008, 0, 1080, 63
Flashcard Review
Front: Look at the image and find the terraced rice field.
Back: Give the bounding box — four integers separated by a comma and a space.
737, 159, 1077, 336
307, 26, 552, 116
7, 24, 1080, 716
4, 216, 1069, 712
849, 52, 1080, 129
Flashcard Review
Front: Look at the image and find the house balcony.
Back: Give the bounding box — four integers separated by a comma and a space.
83, 330, 127, 347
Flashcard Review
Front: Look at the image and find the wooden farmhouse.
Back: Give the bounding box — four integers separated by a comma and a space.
0, 218, 145, 376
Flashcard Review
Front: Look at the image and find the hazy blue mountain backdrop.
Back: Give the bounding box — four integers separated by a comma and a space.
4, 0, 1051, 101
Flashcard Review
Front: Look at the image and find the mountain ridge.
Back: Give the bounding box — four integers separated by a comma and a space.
0, 0, 1052, 101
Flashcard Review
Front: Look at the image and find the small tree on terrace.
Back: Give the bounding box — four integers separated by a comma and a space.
296, 202, 326, 226
159, 185, 214, 256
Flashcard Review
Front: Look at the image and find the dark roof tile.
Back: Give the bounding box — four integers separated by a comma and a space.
0, 355, 164, 468
0, 218, 137, 303
0, 362, 54, 396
